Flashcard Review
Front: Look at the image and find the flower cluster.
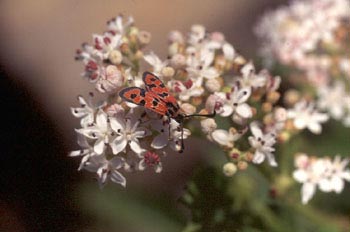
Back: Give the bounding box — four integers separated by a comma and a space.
70, 16, 295, 187
70, 13, 349, 204
255, 0, 350, 204
293, 153, 350, 204
255, 0, 350, 126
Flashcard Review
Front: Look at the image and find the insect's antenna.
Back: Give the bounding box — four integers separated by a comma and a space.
179, 120, 184, 153
183, 110, 216, 118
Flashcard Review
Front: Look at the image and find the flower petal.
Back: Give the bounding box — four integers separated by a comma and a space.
301, 182, 316, 204
94, 138, 106, 155
236, 103, 253, 118
111, 170, 126, 187
130, 140, 144, 154
151, 134, 168, 149
96, 110, 108, 131
252, 150, 265, 164
293, 170, 308, 183
111, 136, 127, 154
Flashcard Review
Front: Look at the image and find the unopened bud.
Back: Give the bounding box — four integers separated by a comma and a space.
237, 161, 248, 170
161, 67, 175, 78
137, 31, 151, 45
223, 162, 237, 177
108, 50, 123, 64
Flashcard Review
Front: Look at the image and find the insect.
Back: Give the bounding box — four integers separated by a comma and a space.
119, 71, 216, 152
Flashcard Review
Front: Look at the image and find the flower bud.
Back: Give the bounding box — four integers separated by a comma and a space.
181, 103, 196, 115
137, 30, 152, 45
262, 102, 272, 113
244, 152, 254, 162
200, 118, 217, 134
191, 25, 206, 38
237, 161, 248, 170
161, 67, 175, 78
170, 54, 186, 68
132, 50, 142, 60
96, 65, 124, 93
168, 30, 184, 43
267, 91, 281, 103
205, 78, 222, 92
274, 107, 287, 122
284, 89, 300, 106
108, 50, 123, 64
223, 162, 237, 177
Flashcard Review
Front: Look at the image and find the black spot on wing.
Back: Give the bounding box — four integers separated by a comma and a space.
159, 92, 168, 98
119, 87, 146, 105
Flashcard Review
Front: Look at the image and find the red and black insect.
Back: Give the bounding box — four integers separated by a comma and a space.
119, 71, 216, 152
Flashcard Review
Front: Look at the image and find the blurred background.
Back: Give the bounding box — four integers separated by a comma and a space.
0, 0, 299, 231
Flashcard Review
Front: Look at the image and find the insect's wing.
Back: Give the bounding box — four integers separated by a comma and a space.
142, 71, 180, 115
119, 87, 168, 115
119, 87, 147, 106
143, 71, 166, 93
144, 91, 168, 115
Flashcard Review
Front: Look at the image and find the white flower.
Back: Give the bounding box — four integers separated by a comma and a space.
150, 118, 191, 152
69, 133, 99, 171
83, 155, 126, 188
239, 62, 266, 89
169, 79, 204, 101
317, 81, 347, 120
188, 24, 206, 45
319, 156, 350, 193
110, 111, 150, 154
186, 48, 219, 80
248, 122, 277, 167
71, 95, 100, 127
107, 15, 134, 35
211, 128, 245, 148
293, 154, 350, 204
293, 154, 322, 204
288, 100, 329, 134
225, 85, 253, 120
93, 33, 122, 60
75, 110, 113, 155
144, 52, 169, 76
205, 93, 230, 117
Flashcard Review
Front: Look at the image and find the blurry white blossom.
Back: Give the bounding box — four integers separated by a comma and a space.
248, 122, 277, 167
287, 100, 329, 134
293, 154, 350, 204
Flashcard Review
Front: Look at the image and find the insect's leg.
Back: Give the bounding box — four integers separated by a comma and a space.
165, 114, 171, 140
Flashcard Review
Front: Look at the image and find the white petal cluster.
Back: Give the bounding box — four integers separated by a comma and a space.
317, 82, 350, 126
70, 96, 191, 187
256, 0, 350, 66
256, 0, 350, 126
293, 154, 350, 204
248, 122, 277, 167
75, 15, 146, 93
287, 100, 329, 134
